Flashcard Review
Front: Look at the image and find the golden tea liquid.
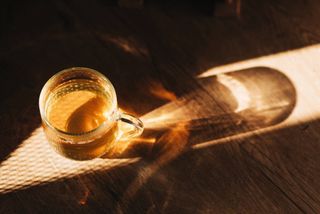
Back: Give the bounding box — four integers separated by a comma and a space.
44, 79, 118, 160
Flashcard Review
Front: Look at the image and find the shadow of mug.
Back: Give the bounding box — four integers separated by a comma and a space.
104, 67, 296, 158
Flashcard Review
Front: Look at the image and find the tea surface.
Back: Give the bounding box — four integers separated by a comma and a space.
46, 79, 112, 134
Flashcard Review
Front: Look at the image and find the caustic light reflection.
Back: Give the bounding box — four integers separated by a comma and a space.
100, 34, 149, 57
115, 124, 190, 212
216, 74, 250, 112
0, 127, 139, 194
142, 67, 296, 131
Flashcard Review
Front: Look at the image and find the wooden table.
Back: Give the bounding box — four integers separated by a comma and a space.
1, 0, 320, 213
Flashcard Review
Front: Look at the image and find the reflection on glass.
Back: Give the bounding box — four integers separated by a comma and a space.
0, 127, 139, 194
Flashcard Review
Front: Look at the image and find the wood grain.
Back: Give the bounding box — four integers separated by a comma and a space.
1, 0, 320, 213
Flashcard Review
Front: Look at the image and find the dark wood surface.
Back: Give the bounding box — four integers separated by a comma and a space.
1, 0, 320, 213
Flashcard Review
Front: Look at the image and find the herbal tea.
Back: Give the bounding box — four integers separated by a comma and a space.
40, 67, 143, 160
44, 79, 118, 160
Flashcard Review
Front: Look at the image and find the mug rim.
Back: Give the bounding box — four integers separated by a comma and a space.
39, 67, 118, 138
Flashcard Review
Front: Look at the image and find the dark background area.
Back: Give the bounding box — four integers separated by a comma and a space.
1, 0, 320, 213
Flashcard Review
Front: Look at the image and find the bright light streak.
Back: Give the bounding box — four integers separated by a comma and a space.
0, 127, 139, 194
130, 137, 156, 144
199, 44, 320, 126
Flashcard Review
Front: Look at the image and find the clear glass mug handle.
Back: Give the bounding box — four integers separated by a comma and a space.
117, 112, 144, 140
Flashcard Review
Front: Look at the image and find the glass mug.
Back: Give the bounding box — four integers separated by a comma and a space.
39, 67, 143, 160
